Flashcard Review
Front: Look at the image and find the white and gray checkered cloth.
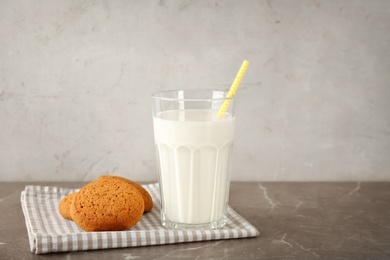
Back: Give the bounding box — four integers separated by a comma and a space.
21, 183, 259, 254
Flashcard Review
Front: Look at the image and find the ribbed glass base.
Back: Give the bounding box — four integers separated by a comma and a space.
160, 211, 228, 230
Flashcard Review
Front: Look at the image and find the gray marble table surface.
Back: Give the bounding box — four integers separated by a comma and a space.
0, 182, 389, 259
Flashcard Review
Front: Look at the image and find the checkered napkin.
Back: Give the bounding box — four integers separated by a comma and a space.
21, 183, 259, 254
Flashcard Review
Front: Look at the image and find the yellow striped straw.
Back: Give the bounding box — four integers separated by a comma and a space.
218, 60, 250, 117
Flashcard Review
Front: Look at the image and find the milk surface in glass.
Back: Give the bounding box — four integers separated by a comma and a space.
153, 109, 235, 229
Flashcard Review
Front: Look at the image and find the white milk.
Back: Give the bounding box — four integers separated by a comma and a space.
153, 109, 235, 226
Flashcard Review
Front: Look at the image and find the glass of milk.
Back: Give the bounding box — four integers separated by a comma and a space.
152, 90, 235, 229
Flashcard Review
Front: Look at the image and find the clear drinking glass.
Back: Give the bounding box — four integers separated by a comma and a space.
152, 90, 235, 229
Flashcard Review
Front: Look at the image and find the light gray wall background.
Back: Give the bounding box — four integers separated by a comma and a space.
1, 0, 389, 182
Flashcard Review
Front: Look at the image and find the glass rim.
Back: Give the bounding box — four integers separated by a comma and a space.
152, 89, 233, 102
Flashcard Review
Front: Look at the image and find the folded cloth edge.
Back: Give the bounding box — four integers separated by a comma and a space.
21, 191, 36, 253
